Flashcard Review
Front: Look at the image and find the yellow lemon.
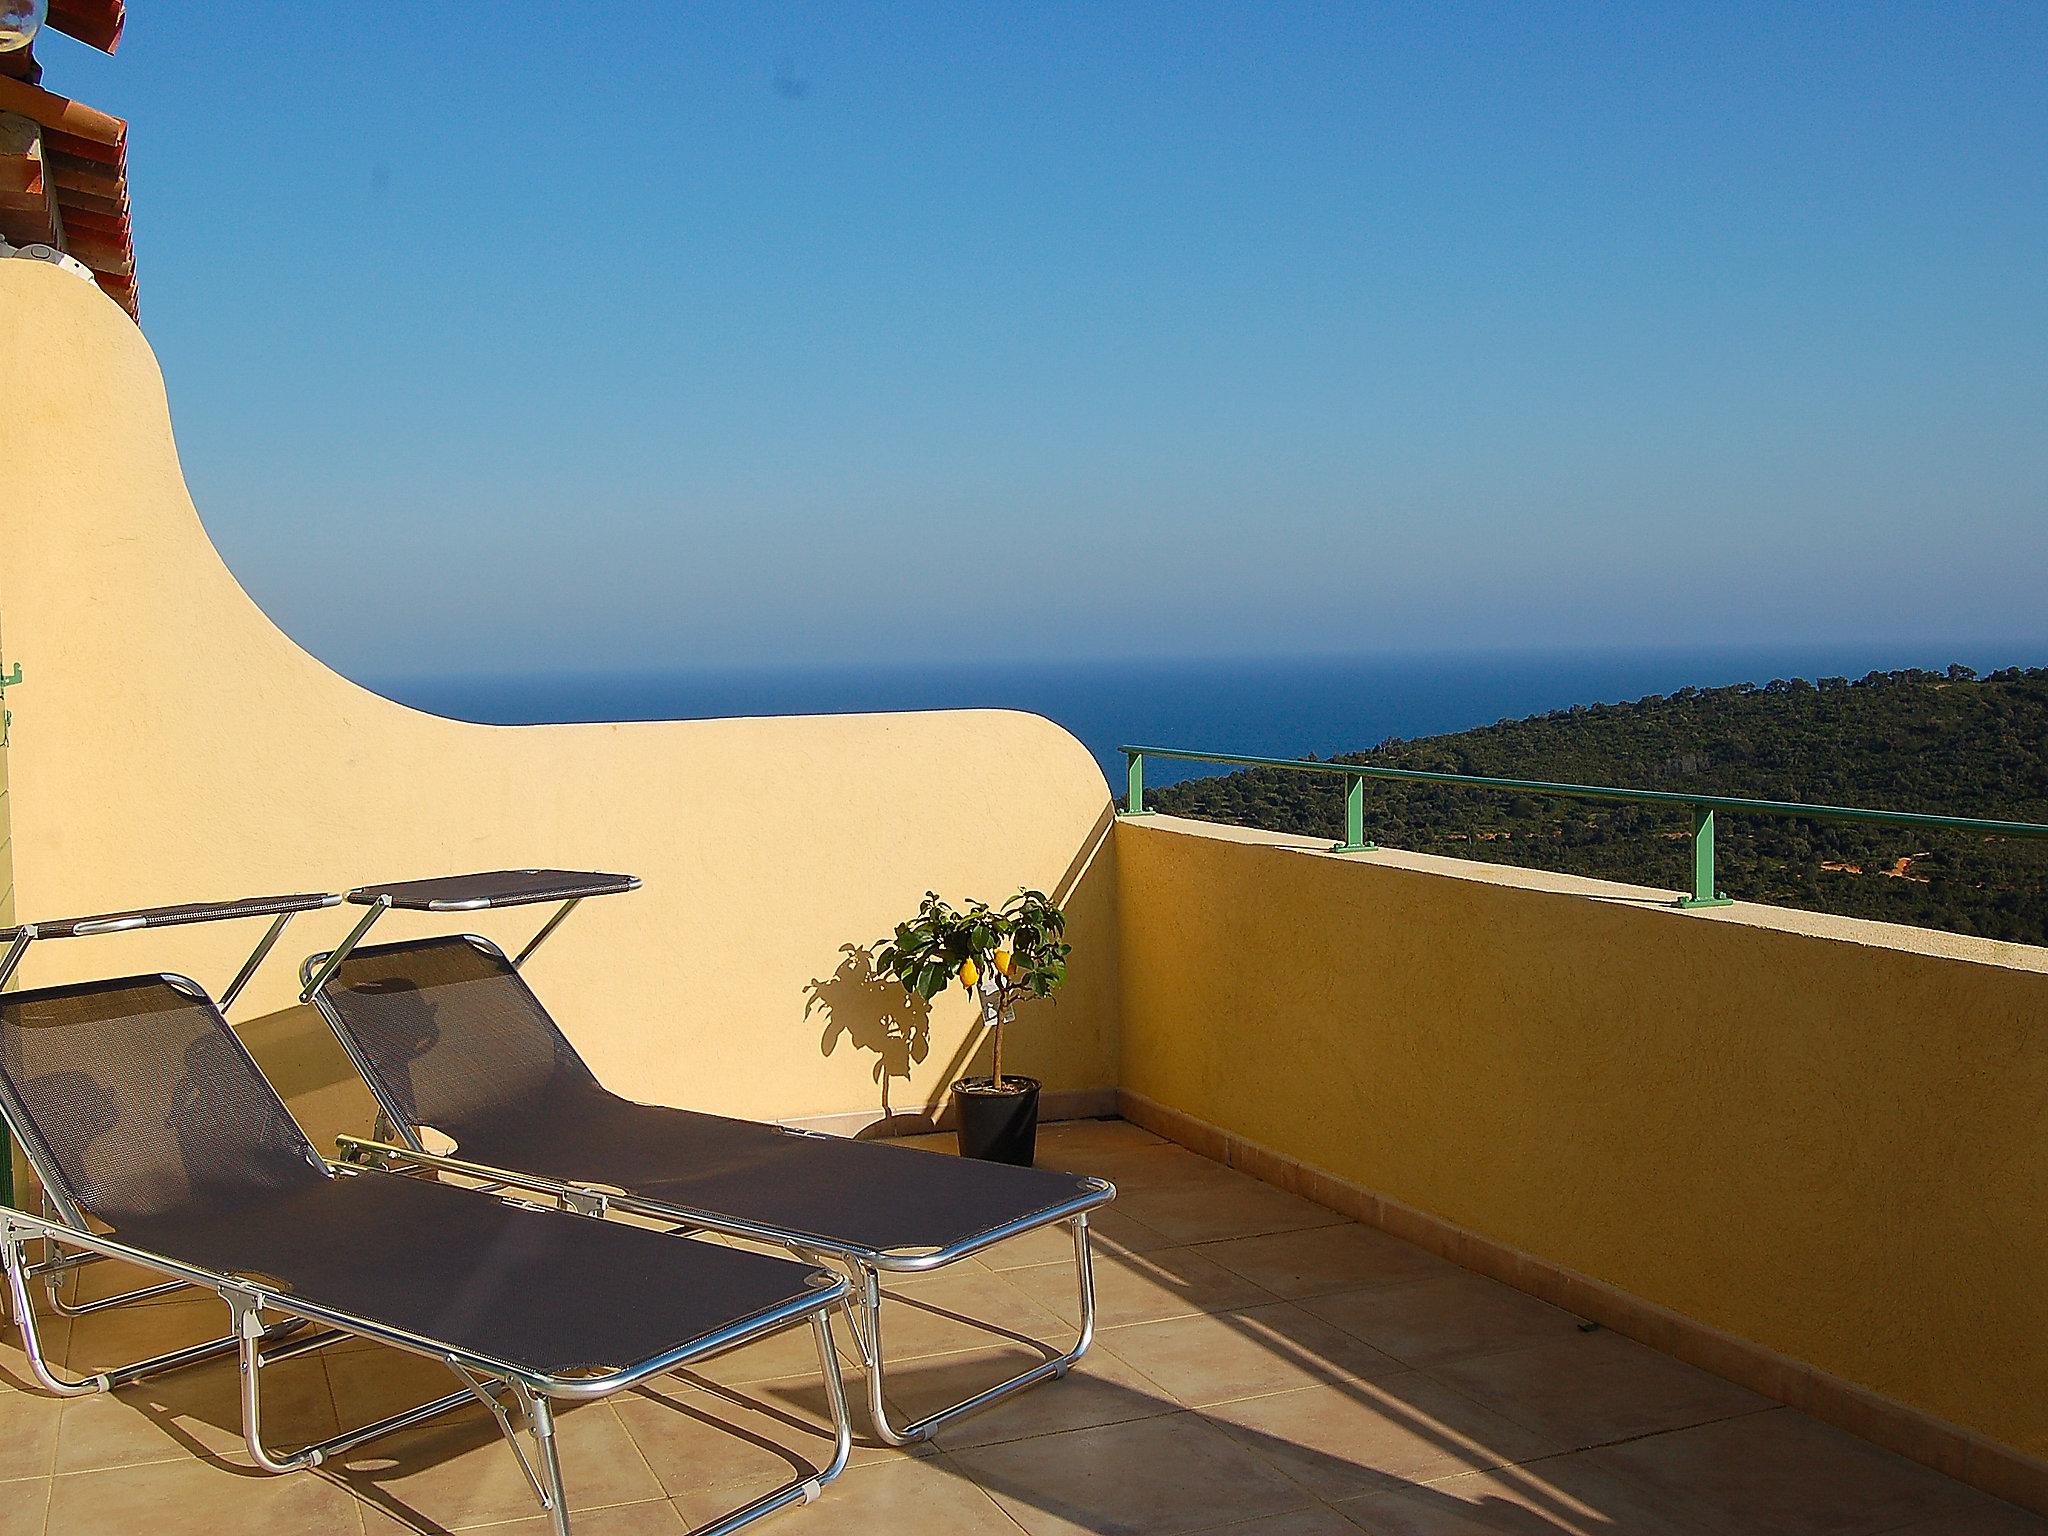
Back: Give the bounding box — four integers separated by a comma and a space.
958, 958, 980, 990
992, 949, 1014, 977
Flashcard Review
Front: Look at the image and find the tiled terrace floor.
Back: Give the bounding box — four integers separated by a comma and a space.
3, 1117, 2043, 1535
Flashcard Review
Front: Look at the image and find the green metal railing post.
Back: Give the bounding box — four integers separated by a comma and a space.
1333, 774, 1376, 853
1123, 750, 1150, 816
1679, 805, 1732, 908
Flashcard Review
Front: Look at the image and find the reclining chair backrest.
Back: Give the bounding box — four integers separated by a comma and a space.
0, 975, 327, 1230
317, 935, 602, 1147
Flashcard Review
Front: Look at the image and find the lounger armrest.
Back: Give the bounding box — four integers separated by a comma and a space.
334, 1134, 615, 1212
28, 892, 341, 939
346, 869, 642, 912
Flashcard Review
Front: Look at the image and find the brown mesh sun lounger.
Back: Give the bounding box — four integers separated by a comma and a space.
0, 899, 854, 1536
301, 869, 1114, 1446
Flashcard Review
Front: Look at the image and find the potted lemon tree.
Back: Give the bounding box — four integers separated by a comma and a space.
874, 888, 1069, 1164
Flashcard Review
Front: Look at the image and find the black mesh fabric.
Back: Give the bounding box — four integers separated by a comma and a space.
348, 870, 639, 912
0, 977, 328, 1226
321, 935, 604, 1147
31, 893, 336, 940
116, 1171, 835, 1379
322, 937, 1107, 1256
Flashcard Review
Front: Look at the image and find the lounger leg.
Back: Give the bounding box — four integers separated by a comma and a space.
8, 1222, 241, 1398
230, 1293, 456, 1475
230, 1297, 505, 1483
847, 1213, 1099, 1447
2, 1226, 100, 1396
811, 1305, 856, 1487
670, 1305, 854, 1536
1070, 1211, 1099, 1361
233, 1293, 325, 1473
528, 1394, 573, 1536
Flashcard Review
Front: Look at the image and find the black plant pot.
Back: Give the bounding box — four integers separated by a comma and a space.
952, 1075, 1041, 1165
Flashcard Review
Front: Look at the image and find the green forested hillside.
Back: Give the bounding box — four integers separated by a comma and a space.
1149, 666, 2048, 944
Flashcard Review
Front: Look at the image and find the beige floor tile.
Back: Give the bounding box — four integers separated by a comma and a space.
680, 1314, 844, 1387
1199, 1224, 1463, 1300
359, 1495, 681, 1533
325, 1346, 487, 1426
1103, 1304, 1406, 1408
1585, 1409, 1993, 1536
1035, 1142, 1222, 1189
331, 1399, 657, 1531
880, 1132, 960, 1157
1117, 1167, 1348, 1246
54, 1354, 336, 1473
1875, 1502, 2048, 1535
616, 1369, 913, 1496
893, 1339, 1177, 1449
1031, 1118, 1168, 1160
1011, 1244, 1277, 1329
720, 1366, 899, 1462
59, 1295, 232, 1374
0, 1389, 60, 1482
978, 1208, 1174, 1270
952, 1411, 1316, 1536
0, 1477, 49, 1536
1207, 1505, 1372, 1536
1302, 1274, 1583, 1368
1205, 1378, 1561, 1499
875, 1267, 1068, 1361
44, 1455, 363, 1536
64, 1257, 200, 1310
1333, 1455, 1702, 1534
670, 1451, 1018, 1535
1429, 1330, 1770, 1451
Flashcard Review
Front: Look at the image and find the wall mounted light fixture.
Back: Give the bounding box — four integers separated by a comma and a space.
0, 0, 46, 52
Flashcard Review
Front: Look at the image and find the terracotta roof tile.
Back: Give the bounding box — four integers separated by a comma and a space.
46, 0, 124, 54
0, 73, 134, 317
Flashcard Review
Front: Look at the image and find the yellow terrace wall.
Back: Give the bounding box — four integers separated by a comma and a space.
0, 260, 1120, 1147
1117, 814, 2048, 1471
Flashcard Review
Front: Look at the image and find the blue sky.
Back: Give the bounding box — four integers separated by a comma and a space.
48, 3, 2048, 676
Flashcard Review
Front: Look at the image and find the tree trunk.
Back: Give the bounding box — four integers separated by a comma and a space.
991, 987, 1004, 1089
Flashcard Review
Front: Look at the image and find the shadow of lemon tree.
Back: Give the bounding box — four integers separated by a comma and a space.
806, 943, 934, 1130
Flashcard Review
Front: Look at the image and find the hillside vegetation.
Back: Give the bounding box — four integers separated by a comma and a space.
1149, 666, 2048, 945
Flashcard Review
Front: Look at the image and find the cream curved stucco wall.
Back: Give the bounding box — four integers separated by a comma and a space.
0, 261, 1120, 1146
1117, 814, 2048, 1465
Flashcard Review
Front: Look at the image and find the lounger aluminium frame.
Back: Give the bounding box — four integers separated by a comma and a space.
300, 868, 1114, 1447
0, 899, 858, 1536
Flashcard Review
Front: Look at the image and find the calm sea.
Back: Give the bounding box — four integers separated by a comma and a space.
370, 643, 2041, 789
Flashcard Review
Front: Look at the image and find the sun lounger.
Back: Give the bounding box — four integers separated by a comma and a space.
300, 869, 1113, 1446
0, 898, 854, 1536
